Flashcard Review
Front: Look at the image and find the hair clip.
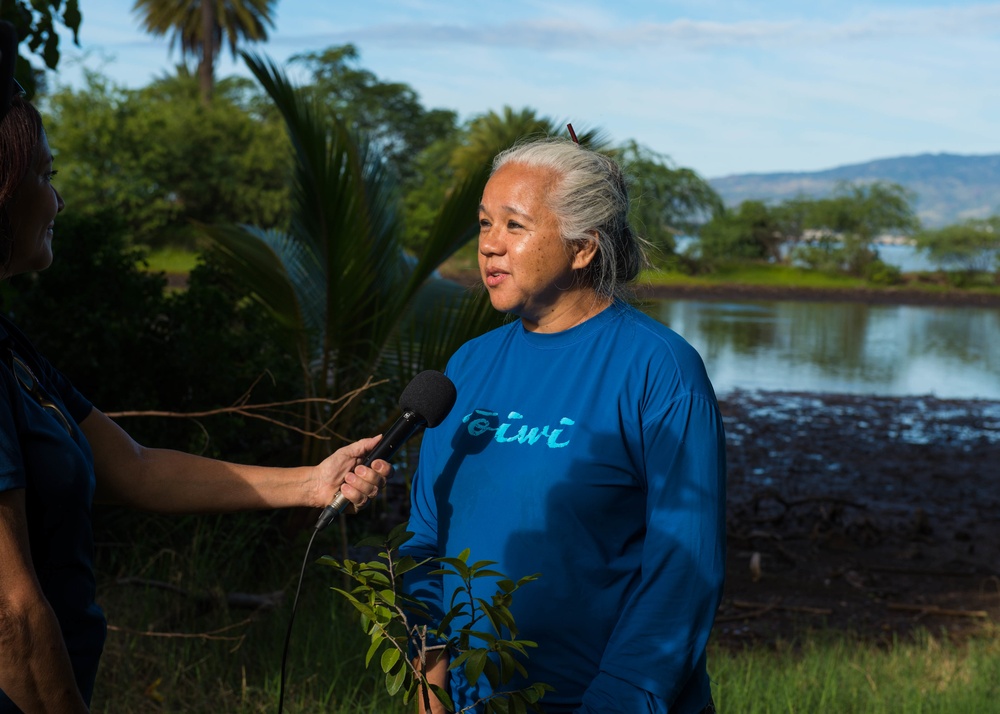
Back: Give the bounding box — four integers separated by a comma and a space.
566, 123, 579, 144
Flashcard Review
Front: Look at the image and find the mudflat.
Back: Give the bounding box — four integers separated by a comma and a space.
717, 389, 1000, 647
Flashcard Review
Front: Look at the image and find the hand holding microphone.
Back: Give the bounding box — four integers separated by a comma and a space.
315, 370, 457, 531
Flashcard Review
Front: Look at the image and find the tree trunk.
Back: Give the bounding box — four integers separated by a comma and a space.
199, 0, 214, 105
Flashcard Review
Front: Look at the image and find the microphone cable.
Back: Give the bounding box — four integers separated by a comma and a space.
276, 522, 323, 714
275, 370, 455, 711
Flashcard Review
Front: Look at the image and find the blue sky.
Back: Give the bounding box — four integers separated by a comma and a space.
48, 1, 1000, 179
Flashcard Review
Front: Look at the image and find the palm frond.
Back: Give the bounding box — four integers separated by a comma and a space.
388, 286, 505, 384
197, 222, 316, 371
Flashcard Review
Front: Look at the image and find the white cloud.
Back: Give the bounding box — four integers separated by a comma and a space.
271, 3, 1000, 51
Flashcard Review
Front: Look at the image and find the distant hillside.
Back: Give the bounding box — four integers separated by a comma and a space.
708, 153, 1000, 228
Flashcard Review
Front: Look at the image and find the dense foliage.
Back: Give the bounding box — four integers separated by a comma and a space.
0, 0, 80, 96
43, 71, 292, 248
2, 208, 301, 464
695, 181, 922, 282
914, 217, 1000, 279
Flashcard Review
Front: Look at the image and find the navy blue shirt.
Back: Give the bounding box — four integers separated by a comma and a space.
0, 315, 104, 709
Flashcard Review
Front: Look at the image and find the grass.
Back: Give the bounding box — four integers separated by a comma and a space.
643, 263, 871, 289
641, 261, 1000, 297
141, 247, 200, 276
708, 629, 1000, 713
90, 510, 405, 713
90, 512, 999, 713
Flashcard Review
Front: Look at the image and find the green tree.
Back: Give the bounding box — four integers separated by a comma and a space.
915, 217, 1000, 276
617, 140, 723, 260
43, 69, 291, 248
292, 44, 458, 186
794, 181, 919, 276
202, 52, 504, 466
452, 107, 574, 176
698, 200, 783, 265
132, 0, 275, 104
0, 0, 81, 95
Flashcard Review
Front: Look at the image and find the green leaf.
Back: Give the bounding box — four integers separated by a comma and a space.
486, 694, 510, 714
355, 534, 387, 548
469, 569, 504, 579
380, 647, 401, 674
385, 665, 406, 696
511, 694, 527, 714
464, 650, 488, 685
393, 558, 421, 577
365, 637, 383, 668
469, 559, 499, 571
435, 557, 471, 580
428, 684, 455, 712
449, 650, 473, 671
483, 658, 500, 687
331, 588, 360, 606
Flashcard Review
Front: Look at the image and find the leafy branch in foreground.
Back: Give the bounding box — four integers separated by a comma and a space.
320, 523, 552, 713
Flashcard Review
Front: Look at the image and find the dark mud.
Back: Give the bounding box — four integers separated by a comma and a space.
717, 390, 1000, 648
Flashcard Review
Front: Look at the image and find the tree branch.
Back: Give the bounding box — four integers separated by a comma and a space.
105, 374, 386, 440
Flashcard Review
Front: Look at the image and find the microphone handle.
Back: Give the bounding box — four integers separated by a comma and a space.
314, 410, 424, 531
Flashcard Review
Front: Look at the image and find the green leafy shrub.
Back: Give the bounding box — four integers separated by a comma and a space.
864, 259, 902, 286
322, 524, 552, 713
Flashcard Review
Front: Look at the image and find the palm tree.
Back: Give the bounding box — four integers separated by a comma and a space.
132, 0, 275, 104
200, 52, 503, 468
450, 106, 610, 178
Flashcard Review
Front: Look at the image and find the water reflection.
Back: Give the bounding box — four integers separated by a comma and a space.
642, 299, 1000, 399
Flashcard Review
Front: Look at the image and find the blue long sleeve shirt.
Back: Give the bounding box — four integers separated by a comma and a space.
403, 302, 726, 713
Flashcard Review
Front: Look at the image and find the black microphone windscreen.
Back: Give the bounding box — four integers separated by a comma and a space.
400, 370, 456, 428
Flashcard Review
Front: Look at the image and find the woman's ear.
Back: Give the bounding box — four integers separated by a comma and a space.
570, 231, 601, 271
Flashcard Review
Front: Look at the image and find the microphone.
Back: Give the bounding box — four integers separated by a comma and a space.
314, 370, 457, 531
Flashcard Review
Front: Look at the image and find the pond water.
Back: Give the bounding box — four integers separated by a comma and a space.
642, 298, 1000, 399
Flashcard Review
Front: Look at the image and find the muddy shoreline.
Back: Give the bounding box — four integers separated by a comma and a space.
717, 389, 1000, 647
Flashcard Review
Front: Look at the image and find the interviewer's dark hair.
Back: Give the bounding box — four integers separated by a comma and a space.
492, 137, 648, 300
0, 96, 44, 273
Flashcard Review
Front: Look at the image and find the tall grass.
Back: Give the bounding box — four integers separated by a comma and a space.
91, 510, 406, 713
709, 629, 1000, 713
91, 512, 998, 712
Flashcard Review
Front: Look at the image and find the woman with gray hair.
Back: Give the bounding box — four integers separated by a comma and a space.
403, 137, 726, 713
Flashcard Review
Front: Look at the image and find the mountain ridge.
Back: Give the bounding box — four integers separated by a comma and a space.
707, 152, 1000, 228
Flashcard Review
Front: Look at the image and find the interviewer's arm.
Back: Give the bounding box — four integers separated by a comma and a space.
0, 489, 90, 713
82, 409, 388, 513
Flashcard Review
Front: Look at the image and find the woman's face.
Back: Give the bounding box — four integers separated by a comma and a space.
5, 131, 64, 278
478, 162, 600, 333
